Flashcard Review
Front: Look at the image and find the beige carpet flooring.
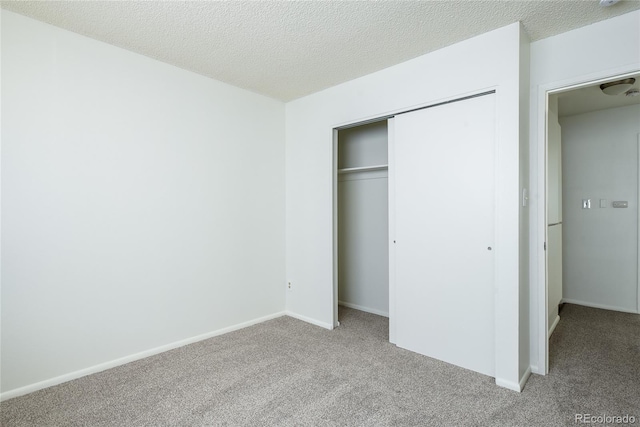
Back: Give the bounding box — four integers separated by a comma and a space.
1, 304, 639, 426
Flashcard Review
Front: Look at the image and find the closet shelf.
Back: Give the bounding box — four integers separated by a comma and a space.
338, 164, 388, 174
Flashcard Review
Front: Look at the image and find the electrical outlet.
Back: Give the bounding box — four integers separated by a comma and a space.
287, 281, 292, 292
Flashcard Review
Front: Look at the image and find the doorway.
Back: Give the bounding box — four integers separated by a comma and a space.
542, 72, 640, 371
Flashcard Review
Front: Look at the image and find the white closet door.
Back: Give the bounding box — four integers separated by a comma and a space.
393, 94, 496, 376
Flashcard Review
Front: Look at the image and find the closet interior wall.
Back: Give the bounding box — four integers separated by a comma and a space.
337, 121, 389, 317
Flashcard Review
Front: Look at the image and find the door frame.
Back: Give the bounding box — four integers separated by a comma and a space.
331, 86, 531, 388
533, 69, 640, 375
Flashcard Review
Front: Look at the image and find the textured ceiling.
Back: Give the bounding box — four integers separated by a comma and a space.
3, 1, 640, 101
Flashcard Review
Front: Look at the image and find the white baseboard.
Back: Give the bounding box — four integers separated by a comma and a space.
338, 301, 389, 318
548, 315, 560, 338
519, 366, 532, 391
561, 298, 639, 314
284, 311, 334, 330
530, 364, 541, 375
0, 311, 286, 402
496, 366, 531, 393
495, 378, 520, 392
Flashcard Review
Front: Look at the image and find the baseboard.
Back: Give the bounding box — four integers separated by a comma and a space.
548, 315, 560, 338
338, 301, 389, 318
561, 298, 639, 314
495, 366, 531, 393
495, 378, 520, 392
519, 366, 532, 391
530, 364, 541, 375
0, 311, 286, 402
284, 311, 334, 330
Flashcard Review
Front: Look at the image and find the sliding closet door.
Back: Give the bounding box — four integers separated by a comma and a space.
394, 94, 496, 376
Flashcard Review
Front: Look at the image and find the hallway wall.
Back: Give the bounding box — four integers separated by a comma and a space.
560, 104, 640, 313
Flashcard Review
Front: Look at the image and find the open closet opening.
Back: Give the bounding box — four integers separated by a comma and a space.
335, 120, 390, 328
545, 72, 640, 369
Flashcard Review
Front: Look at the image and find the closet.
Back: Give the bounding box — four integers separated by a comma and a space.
337, 120, 389, 318
335, 92, 497, 378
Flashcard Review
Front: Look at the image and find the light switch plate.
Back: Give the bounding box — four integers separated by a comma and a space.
582, 199, 591, 209
600, 199, 607, 208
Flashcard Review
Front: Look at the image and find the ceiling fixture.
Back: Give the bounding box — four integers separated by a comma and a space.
599, 0, 620, 6
600, 78, 636, 96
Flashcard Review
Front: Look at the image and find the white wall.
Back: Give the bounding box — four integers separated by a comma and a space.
560, 104, 639, 313
529, 10, 640, 373
1, 11, 286, 395
518, 30, 531, 382
337, 122, 389, 317
286, 23, 529, 390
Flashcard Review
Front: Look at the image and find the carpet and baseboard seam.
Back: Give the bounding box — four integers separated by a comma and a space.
338, 301, 389, 318
561, 298, 639, 314
284, 311, 334, 330
548, 314, 561, 338
1, 311, 287, 402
